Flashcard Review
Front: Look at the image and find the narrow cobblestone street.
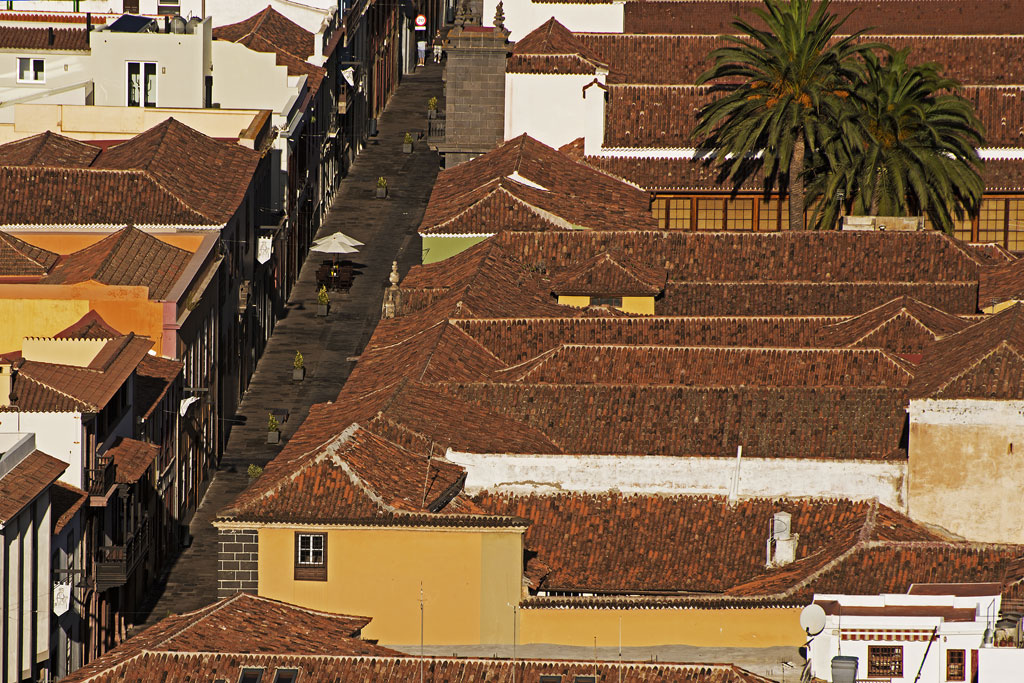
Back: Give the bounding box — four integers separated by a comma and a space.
133, 62, 444, 630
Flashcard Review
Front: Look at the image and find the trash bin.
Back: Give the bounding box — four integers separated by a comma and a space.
831, 655, 858, 683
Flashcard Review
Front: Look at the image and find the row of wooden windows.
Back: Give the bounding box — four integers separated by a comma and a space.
865, 646, 967, 680
652, 195, 1024, 251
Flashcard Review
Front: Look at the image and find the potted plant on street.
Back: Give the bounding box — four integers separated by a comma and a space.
267, 413, 281, 444
403, 132, 414, 154
376, 176, 388, 199
292, 350, 305, 381
316, 285, 329, 316
427, 96, 438, 119
247, 464, 263, 482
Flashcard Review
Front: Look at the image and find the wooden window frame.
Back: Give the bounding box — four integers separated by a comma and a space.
946, 649, 966, 681
867, 645, 903, 678
294, 532, 327, 581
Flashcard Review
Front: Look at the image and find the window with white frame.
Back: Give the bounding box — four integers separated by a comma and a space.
17, 57, 45, 83
127, 61, 157, 107
294, 532, 327, 580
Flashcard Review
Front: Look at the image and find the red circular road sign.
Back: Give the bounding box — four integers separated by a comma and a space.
415, 14, 426, 26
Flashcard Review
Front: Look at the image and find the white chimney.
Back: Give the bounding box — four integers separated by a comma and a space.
582, 78, 608, 157
0, 363, 12, 408
767, 510, 798, 567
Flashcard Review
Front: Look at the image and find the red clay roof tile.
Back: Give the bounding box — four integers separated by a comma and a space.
0, 25, 89, 51
0, 230, 59, 277
107, 437, 159, 483
0, 450, 67, 524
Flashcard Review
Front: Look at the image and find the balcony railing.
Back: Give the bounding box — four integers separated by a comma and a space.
426, 114, 445, 141
85, 455, 116, 500
95, 520, 149, 592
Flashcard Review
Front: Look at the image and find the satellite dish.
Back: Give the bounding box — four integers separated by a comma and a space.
800, 603, 827, 636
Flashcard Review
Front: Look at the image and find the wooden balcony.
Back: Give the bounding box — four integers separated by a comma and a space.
426, 114, 445, 142
95, 520, 149, 592
86, 455, 116, 505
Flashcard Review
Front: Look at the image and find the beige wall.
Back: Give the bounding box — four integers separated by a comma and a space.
90, 20, 210, 108
908, 399, 1024, 543
557, 295, 656, 315
211, 41, 294, 115
255, 525, 523, 646
520, 606, 804, 649
0, 103, 265, 145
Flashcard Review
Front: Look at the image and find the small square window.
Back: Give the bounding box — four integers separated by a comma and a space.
273, 669, 299, 683
239, 669, 264, 683
868, 645, 903, 678
17, 58, 45, 83
946, 649, 966, 681
294, 532, 327, 581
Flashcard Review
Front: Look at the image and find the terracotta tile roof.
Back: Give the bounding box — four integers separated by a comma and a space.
660, 281, 980, 316
602, 85, 1024, 149
0, 230, 59, 277
0, 25, 89, 51
735, 542, 1024, 603
584, 154, 1024, 193
63, 652, 773, 683
0, 166, 216, 226
821, 296, 971, 353
341, 315, 506, 397
471, 493, 939, 594
420, 135, 656, 235
50, 480, 88, 535
443, 382, 909, 459
53, 311, 122, 339
622, 0, 1024, 35
213, 6, 325, 90
396, 241, 569, 319
134, 354, 182, 419
221, 422, 484, 524
500, 345, 914, 388
90, 119, 260, 224
39, 226, 192, 299
0, 450, 67, 524
968, 243, 1017, 266
335, 378, 562, 457
550, 251, 667, 295
60, 593, 397, 682
979, 258, 1024, 307
454, 315, 839, 364
528, 34, 1024, 86
507, 18, 608, 74
106, 437, 159, 484
0, 131, 100, 167
913, 303, 1024, 398
0, 121, 259, 228
3, 373, 91, 412
5, 334, 153, 413
214, 6, 315, 61
494, 230, 983, 285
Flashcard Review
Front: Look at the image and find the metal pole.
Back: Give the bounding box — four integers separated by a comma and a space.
420, 583, 424, 683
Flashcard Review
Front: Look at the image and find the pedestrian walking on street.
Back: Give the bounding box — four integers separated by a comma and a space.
433, 30, 443, 62
417, 37, 427, 67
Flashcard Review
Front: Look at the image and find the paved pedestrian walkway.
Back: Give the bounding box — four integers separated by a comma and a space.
133, 62, 444, 630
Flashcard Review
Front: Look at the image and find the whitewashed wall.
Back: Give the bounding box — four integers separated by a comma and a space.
0, 51, 93, 123
447, 450, 908, 509
505, 72, 597, 149
0, 413, 84, 488
482, 0, 623, 42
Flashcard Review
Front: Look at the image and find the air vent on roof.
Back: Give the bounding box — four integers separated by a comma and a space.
766, 511, 798, 567
539, 676, 562, 683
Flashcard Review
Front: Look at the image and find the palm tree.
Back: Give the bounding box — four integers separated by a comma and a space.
807, 49, 985, 233
693, 0, 875, 230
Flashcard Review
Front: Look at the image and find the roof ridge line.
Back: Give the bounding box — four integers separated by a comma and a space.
149, 594, 243, 650
14, 371, 95, 411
